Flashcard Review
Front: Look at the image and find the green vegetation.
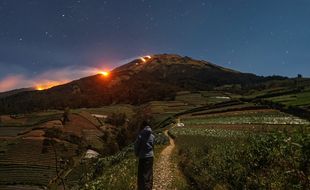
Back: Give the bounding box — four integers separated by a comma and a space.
81, 132, 168, 190
170, 143, 193, 190
266, 91, 310, 108
82, 147, 137, 190
170, 126, 310, 189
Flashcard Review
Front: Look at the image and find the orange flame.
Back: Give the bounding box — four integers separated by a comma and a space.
99, 71, 110, 77
36, 87, 44, 91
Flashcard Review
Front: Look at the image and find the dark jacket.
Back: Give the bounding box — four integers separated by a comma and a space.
134, 126, 155, 158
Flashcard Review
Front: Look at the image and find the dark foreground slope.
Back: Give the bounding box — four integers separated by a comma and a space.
0, 54, 276, 114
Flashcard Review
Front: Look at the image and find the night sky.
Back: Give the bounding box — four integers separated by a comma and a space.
0, 0, 309, 92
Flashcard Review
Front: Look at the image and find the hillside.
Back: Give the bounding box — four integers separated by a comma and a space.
0, 54, 283, 114
0, 88, 35, 98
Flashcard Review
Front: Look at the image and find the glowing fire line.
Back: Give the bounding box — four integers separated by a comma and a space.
35, 81, 67, 91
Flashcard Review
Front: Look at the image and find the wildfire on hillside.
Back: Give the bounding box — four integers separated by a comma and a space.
35, 81, 67, 91
99, 71, 110, 77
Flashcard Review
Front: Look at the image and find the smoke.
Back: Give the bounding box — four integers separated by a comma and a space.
0, 66, 103, 92
0, 55, 149, 92
0, 75, 27, 92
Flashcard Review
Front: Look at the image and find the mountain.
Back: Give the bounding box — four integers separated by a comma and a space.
0, 54, 282, 114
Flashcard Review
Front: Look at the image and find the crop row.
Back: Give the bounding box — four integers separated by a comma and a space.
0, 164, 56, 185
172, 125, 310, 189
182, 114, 309, 125
169, 127, 246, 138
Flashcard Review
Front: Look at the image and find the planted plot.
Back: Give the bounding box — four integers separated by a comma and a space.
170, 127, 246, 138
182, 110, 309, 125
183, 115, 309, 125
171, 126, 310, 189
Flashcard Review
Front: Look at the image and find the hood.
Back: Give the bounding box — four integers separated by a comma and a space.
142, 126, 152, 135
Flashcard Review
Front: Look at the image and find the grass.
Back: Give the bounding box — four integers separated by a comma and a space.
81, 132, 168, 190
83, 150, 138, 190
170, 143, 192, 190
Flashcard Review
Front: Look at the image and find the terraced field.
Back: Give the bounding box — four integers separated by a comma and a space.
265, 91, 310, 109
0, 112, 62, 127
0, 138, 77, 186
0, 111, 106, 189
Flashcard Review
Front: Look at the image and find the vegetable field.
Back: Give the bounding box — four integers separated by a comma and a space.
170, 105, 310, 189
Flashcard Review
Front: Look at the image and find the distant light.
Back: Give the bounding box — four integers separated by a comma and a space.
140, 57, 146, 62
100, 71, 110, 77
140, 55, 152, 63
36, 87, 44, 91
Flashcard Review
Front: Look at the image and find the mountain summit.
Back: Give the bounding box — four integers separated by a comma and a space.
0, 54, 265, 114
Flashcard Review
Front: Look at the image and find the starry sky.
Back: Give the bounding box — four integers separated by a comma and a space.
0, 0, 309, 91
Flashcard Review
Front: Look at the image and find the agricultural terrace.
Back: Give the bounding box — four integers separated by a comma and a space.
0, 138, 78, 187
178, 101, 309, 132
265, 90, 310, 109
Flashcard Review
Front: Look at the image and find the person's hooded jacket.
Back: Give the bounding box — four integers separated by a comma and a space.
134, 126, 155, 158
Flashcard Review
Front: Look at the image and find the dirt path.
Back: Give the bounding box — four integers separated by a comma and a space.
153, 130, 176, 190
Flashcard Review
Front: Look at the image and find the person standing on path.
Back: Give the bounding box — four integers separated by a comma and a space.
134, 121, 155, 190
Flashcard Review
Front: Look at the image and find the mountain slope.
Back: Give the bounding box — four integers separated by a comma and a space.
0, 54, 269, 114
0, 87, 35, 98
